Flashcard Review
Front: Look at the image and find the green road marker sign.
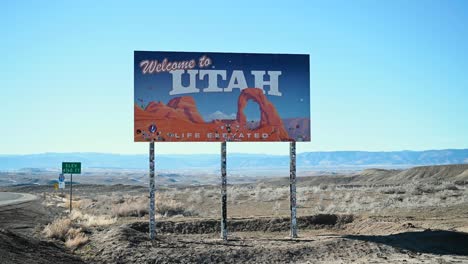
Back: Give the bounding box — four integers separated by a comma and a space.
62, 162, 81, 213
62, 162, 81, 174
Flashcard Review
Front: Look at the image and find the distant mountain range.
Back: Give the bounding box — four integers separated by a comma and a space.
0, 149, 466, 171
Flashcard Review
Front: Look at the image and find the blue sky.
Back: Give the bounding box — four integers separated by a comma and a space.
1, 0, 467, 155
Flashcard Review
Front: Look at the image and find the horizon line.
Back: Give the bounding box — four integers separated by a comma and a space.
1, 148, 467, 156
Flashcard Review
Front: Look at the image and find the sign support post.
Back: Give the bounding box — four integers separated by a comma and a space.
221, 141, 227, 241
149, 139, 156, 240
69, 173, 73, 213
290, 141, 298, 238
61, 162, 81, 213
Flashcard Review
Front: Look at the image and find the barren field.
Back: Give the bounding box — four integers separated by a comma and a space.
1, 164, 467, 263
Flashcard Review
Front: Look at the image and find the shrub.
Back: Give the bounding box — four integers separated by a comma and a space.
381, 187, 406, 194
111, 194, 196, 218
112, 199, 148, 217
66, 227, 82, 239
186, 190, 204, 204
410, 184, 436, 195
70, 209, 116, 227
254, 186, 287, 202
83, 215, 116, 227
439, 183, 459, 191
65, 232, 88, 249
42, 218, 72, 241
157, 199, 192, 217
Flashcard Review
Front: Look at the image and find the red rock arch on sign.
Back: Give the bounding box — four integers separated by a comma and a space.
236, 88, 288, 138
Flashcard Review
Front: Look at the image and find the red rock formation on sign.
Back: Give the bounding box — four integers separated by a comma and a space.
144, 101, 187, 121
237, 88, 289, 139
142, 97, 205, 123
134, 91, 291, 142
168, 97, 205, 123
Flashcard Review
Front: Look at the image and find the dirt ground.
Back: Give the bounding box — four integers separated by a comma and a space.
1, 170, 468, 263
0, 196, 85, 263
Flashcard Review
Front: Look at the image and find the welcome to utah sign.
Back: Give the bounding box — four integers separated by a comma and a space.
134, 51, 310, 142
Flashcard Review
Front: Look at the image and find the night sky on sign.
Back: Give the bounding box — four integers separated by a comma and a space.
134, 51, 310, 121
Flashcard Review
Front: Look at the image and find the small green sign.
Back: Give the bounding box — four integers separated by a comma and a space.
62, 162, 81, 174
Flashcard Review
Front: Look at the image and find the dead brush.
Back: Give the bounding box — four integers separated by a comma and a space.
380, 186, 406, 194
42, 218, 72, 241
58, 195, 83, 209
157, 199, 194, 217
254, 186, 288, 202
43, 209, 113, 249
70, 209, 116, 227
112, 195, 149, 217
65, 232, 89, 249
111, 194, 196, 218
438, 182, 459, 191
66, 227, 83, 238
83, 214, 116, 227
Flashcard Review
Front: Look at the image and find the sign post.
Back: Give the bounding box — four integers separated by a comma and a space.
289, 141, 298, 238
70, 174, 73, 212
58, 173, 65, 195
221, 141, 227, 241
62, 162, 81, 213
149, 140, 156, 240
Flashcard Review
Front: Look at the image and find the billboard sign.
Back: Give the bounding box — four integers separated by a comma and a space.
134, 51, 310, 142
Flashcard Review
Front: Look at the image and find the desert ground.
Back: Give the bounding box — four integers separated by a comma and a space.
0, 164, 467, 263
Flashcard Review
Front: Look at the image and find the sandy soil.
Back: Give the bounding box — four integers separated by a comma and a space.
0, 196, 85, 263
0, 167, 467, 263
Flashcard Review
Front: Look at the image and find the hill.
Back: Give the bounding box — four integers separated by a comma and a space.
264, 164, 468, 187
356, 164, 468, 184
0, 149, 466, 171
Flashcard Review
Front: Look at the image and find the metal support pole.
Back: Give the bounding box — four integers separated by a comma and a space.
290, 141, 298, 238
221, 141, 228, 241
69, 173, 73, 213
60, 173, 64, 196
149, 140, 156, 240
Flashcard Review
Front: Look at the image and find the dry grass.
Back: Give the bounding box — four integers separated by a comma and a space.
112, 195, 148, 217
70, 210, 116, 227
157, 198, 193, 217
111, 194, 196, 218
254, 186, 288, 202
42, 203, 113, 249
302, 182, 468, 215
42, 179, 467, 243
65, 232, 89, 249
84, 214, 116, 227
42, 214, 95, 248
187, 189, 205, 204
66, 227, 83, 238
42, 218, 72, 240
57, 195, 86, 209
213, 181, 468, 216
